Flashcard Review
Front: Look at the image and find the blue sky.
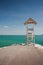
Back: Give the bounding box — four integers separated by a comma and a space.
0, 0, 43, 35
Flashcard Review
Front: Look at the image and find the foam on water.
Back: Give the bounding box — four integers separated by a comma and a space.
35, 44, 43, 49
0, 43, 43, 50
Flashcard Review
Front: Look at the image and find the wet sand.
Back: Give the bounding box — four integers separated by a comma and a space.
0, 44, 43, 65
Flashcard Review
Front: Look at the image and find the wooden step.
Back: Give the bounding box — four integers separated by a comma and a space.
27, 28, 34, 31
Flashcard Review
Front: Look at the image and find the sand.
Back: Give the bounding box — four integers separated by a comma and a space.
0, 44, 43, 65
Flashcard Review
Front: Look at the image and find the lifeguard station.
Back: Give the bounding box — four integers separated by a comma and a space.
24, 18, 37, 45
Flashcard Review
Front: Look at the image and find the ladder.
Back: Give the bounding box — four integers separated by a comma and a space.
26, 28, 34, 44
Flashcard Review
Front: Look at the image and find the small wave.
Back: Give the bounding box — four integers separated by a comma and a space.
0, 43, 43, 49
12, 43, 25, 46
35, 44, 43, 49
0, 47, 7, 49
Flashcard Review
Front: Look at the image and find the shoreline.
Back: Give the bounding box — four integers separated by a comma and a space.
0, 43, 43, 49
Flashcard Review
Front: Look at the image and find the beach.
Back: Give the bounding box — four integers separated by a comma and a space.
0, 44, 43, 65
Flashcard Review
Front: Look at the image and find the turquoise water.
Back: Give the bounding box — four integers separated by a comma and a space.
0, 35, 43, 47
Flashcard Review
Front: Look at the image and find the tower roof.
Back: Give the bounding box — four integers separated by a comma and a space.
24, 18, 37, 25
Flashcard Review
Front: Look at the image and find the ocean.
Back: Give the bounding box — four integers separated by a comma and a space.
0, 35, 43, 47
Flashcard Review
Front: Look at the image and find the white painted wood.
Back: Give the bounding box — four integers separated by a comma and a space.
26, 24, 35, 45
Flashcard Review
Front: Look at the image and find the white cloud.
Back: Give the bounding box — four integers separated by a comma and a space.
0, 25, 43, 35
35, 26, 43, 35
4, 26, 8, 28
11, 25, 16, 27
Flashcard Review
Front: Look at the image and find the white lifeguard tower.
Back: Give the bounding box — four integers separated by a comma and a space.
24, 18, 37, 45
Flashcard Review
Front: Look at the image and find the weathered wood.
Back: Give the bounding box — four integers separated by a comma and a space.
24, 18, 37, 45
26, 23, 35, 44
27, 28, 34, 31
